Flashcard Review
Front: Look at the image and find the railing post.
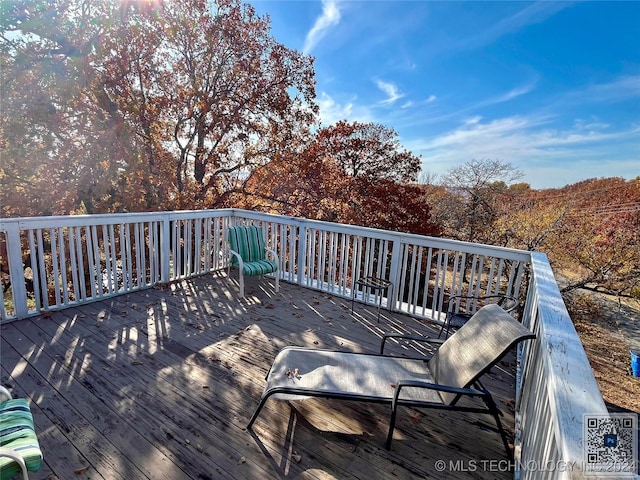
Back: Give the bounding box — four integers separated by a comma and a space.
5, 222, 29, 319
161, 213, 171, 283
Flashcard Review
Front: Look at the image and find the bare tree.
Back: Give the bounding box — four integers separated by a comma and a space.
439, 159, 523, 243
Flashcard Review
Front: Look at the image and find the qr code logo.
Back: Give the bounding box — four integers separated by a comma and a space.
584, 413, 638, 476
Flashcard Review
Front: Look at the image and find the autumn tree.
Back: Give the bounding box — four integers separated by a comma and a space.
544, 178, 640, 297
306, 120, 434, 233
346, 178, 441, 236
99, 0, 317, 210
239, 120, 439, 235
0, 0, 317, 216
489, 177, 640, 299
315, 120, 421, 182
0, 0, 136, 216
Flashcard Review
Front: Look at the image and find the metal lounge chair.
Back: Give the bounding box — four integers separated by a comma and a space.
439, 294, 519, 338
227, 225, 279, 298
0, 386, 43, 480
247, 304, 535, 457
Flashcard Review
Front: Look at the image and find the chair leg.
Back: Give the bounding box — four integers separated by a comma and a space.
247, 396, 269, 431
493, 411, 512, 460
482, 394, 512, 459
438, 319, 448, 339
385, 402, 399, 450
239, 272, 245, 298
274, 272, 279, 293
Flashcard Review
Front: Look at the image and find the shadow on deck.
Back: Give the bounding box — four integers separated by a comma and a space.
1, 273, 520, 480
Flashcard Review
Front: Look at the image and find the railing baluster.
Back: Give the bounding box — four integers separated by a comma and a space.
50, 228, 61, 305
132, 222, 140, 286
451, 251, 461, 299
86, 225, 97, 298
28, 229, 41, 311
99, 224, 109, 294
338, 233, 347, 295
407, 244, 417, 312
58, 227, 70, 305
486, 258, 497, 296
110, 224, 118, 293
140, 222, 150, 287
68, 226, 79, 303
420, 246, 433, 319
75, 227, 87, 301
123, 223, 132, 291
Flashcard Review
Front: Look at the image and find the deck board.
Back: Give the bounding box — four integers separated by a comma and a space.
1, 272, 520, 479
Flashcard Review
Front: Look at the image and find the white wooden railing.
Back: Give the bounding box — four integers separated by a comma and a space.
0, 209, 612, 479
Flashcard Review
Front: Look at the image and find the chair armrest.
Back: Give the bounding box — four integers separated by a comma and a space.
447, 294, 518, 313
264, 247, 280, 268
228, 249, 244, 270
391, 379, 490, 409
0, 385, 12, 401
0, 447, 28, 478
380, 333, 445, 355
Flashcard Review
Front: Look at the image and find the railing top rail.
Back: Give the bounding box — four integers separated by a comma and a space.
0, 209, 234, 229
530, 252, 608, 471
1, 208, 531, 261
231, 209, 532, 262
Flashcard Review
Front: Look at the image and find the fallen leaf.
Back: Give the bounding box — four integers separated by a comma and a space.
292, 452, 302, 463
410, 412, 421, 425
74, 466, 89, 475
238, 456, 246, 464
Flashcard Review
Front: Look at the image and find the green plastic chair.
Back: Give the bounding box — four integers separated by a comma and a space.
227, 225, 279, 298
0, 386, 42, 480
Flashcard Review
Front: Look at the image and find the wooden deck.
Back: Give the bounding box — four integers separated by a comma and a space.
1, 273, 521, 480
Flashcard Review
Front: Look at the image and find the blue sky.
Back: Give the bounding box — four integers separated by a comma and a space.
251, 0, 639, 189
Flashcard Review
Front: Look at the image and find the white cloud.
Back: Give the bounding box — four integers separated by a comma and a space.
568, 75, 640, 104
450, 2, 572, 52
410, 115, 640, 188
376, 80, 404, 104
317, 92, 374, 126
401, 82, 537, 128
303, 0, 341, 54
472, 82, 537, 109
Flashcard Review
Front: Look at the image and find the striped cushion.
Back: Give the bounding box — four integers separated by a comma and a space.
242, 259, 278, 276
228, 225, 275, 268
0, 399, 43, 479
